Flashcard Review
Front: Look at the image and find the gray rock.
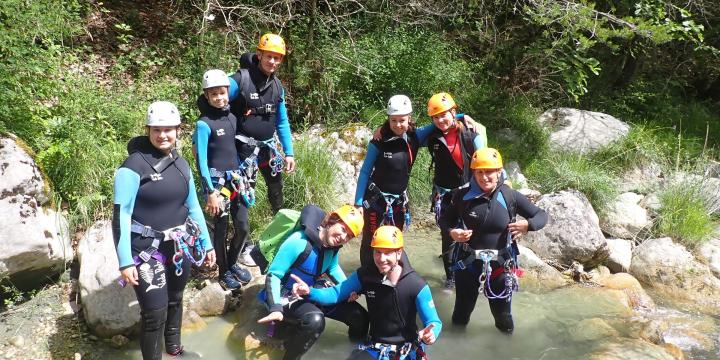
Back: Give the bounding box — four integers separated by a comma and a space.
523, 190, 609, 267
620, 162, 664, 193
188, 282, 231, 316
605, 239, 632, 273
587, 338, 676, 360
505, 161, 529, 190
696, 238, 720, 278
78, 221, 140, 336
0, 135, 72, 287
517, 245, 567, 290
600, 192, 650, 239
537, 108, 630, 154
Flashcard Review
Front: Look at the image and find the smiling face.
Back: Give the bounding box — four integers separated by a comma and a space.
257, 50, 284, 76
147, 126, 178, 154
388, 115, 411, 136
373, 247, 402, 274
431, 109, 456, 133
473, 168, 502, 193
204, 86, 229, 109
322, 221, 352, 248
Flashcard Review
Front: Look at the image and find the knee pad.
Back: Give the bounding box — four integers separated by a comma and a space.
141, 307, 167, 332
298, 311, 325, 334
494, 311, 514, 334
345, 306, 369, 341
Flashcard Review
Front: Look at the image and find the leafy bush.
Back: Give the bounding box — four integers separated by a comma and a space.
656, 179, 715, 247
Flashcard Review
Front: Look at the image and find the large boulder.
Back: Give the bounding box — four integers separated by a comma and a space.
523, 190, 609, 267
537, 108, 630, 154
517, 245, 568, 290
696, 238, 720, 278
619, 162, 664, 193
605, 239, 633, 273
78, 221, 140, 336
630, 237, 720, 315
0, 135, 72, 288
600, 192, 651, 239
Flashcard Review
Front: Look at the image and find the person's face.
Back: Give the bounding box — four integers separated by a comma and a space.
388, 115, 410, 136
373, 248, 402, 274
147, 126, 178, 154
431, 109, 456, 133
322, 221, 352, 247
205, 86, 229, 109
257, 50, 284, 76
473, 168, 501, 193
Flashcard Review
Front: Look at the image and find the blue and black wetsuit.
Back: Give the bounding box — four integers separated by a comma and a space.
439, 178, 547, 332
354, 124, 435, 267
426, 122, 485, 281
259, 205, 369, 360
309, 260, 442, 360
112, 136, 212, 359
192, 105, 245, 276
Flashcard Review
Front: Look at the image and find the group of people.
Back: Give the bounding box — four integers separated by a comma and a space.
112, 32, 548, 360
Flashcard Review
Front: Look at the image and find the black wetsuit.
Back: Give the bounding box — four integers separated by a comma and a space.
113, 136, 212, 359
439, 180, 547, 332
355, 124, 420, 267
193, 106, 245, 276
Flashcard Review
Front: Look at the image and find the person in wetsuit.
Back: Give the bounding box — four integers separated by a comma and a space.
256, 205, 370, 360
113, 101, 216, 359
292, 226, 442, 360
439, 148, 547, 333
425, 92, 487, 290
197, 33, 295, 267
192, 69, 252, 290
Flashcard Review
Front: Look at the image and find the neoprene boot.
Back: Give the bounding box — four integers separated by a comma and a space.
164, 301, 183, 355
140, 307, 167, 360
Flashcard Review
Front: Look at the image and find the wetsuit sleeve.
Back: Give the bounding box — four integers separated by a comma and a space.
265, 234, 308, 313
515, 191, 548, 231
415, 124, 436, 146
308, 271, 363, 306
354, 142, 379, 206
193, 120, 214, 194
228, 75, 239, 102
185, 173, 213, 251
113, 167, 140, 270
416, 285, 442, 340
326, 250, 347, 283
275, 88, 294, 157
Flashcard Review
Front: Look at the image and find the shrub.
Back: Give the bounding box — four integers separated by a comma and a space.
656, 179, 715, 247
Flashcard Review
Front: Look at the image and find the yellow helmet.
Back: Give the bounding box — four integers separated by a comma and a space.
427, 92, 457, 117
333, 205, 363, 237
370, 226, 404, 249
257, 33, 286, 55
470, 148, 503, 170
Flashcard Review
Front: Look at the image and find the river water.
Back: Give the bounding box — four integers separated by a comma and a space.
112, 230, 719, 359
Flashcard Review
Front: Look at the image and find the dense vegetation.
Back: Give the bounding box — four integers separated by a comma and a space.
1, 0, 718, 246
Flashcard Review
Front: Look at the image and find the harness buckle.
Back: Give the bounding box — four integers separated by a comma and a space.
141, 226, 155, 238
139, 250, 152, 263
264, 103, 274, 114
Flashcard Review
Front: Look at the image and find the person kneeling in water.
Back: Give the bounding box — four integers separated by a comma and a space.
292, 226, 442, 360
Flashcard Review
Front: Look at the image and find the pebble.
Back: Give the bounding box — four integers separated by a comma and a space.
110, 334, 129, 348
74, 353, 82, 360
8, 336, 24, 347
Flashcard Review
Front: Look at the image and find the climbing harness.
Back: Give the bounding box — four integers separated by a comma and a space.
234, 134, 285, 206
364, 182, 411, 229
357, 341, 428, 360
129, 217, 206, 277
448, 243, 519, 301
210, 168, 248, 215
431, 185, 452, 226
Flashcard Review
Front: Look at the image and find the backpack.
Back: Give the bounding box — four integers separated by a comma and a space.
251, 209, 303, 273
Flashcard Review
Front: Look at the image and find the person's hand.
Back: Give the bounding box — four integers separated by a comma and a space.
508, 219, 529, 238
449, 228, 472, 242
290, 274, 310, 297
206, 192, 221, 216
121, 267, 139, 286
347, 292, 360, 303
257, 311, 284, 324
372, 126, 382, 141
285, 156, 296, 173
204, 249, 216, 267
354, 205, 364, 217
462, 114, 479, 131
418, 323, 436, 345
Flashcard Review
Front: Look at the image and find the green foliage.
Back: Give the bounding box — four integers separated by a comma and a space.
526, 152, 618, 214
656, 180, 715, 246
407, 148, 433, 220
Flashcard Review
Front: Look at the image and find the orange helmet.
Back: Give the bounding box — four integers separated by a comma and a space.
370, 226, 404, 249
470, 148, 503, 170
332, 205, 363, 237
427, 92, 457, 117
258, 33, 286, 55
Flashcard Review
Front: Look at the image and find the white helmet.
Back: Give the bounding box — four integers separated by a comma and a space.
146, 101, 181, 127
387, 95, 412, 116
202, 69, 230, 89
